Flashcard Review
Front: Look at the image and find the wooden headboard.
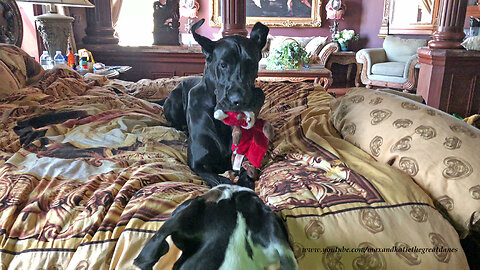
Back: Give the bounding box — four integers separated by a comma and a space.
0, 0, 23, 47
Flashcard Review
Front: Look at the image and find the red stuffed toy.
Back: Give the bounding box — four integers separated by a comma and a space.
214, 110, 273, 179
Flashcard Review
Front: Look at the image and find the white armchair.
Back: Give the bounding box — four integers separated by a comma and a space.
356, 36, 427, 91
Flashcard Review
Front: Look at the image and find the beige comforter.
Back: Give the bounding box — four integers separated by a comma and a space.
0, 44, 469, 269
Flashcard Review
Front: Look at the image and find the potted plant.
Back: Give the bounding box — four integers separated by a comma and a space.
335, 29, 359, 51
266, 39, 310, 70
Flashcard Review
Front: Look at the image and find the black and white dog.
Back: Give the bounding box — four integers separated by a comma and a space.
133, 185, 298, 270
163, 19, 269, 188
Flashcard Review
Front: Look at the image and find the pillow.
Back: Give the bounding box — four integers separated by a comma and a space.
304, 36, 328, 57
0, 44, 43, 97
382, 36, 427, 62
329, 87, 480, 237
268, 36, 315, 56
461, 36, 480, 51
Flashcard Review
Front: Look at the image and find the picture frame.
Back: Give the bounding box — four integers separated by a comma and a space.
209, 0, 322, 27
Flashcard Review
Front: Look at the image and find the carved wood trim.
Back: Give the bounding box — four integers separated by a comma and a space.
0, 0, 23, 46
210, 0, 322, 27
318, 43, 339, 66
359, 54, 372, 86
429, 0, 468, 49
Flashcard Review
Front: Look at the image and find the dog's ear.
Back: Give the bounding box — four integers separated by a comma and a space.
191, 19, 215, 56
250, 22, 269, 51
133, 198, 200, 270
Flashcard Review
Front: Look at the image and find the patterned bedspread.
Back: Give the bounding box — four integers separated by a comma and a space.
0, 44, 470, 269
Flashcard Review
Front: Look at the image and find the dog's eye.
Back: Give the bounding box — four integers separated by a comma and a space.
220, 62, 227, 69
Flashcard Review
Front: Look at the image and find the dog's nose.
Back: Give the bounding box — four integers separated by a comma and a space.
229, 92, 243, 107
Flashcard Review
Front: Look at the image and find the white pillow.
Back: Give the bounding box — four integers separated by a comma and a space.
461, 36, 480, 51
305, 36, 328, 57
268, 36, 315, 55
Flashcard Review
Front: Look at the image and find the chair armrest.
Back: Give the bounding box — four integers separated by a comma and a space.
356, 48, 387, 76
317, 42, 339, 66
403, 54, 419, 78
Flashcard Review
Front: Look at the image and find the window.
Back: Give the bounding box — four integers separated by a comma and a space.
115, 0, 157, 46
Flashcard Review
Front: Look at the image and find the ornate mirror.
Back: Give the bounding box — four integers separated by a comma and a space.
379, 0, 441, 36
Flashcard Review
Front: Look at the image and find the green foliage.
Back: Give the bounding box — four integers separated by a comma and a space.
266, 40, 309, 70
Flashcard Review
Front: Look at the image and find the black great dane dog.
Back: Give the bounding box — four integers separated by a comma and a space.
163, 19, 269, 188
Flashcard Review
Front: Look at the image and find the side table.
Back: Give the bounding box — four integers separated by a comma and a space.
257, 64, 333, 90
326, 51, 360, 87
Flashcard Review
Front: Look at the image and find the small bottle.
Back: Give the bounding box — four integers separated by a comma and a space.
87, 58, 93, 72
80, 56, 88, 70
53, 51, 66, 66
39, 51, 51, 70
67, 47, 75, 68
74, 53, 80, 70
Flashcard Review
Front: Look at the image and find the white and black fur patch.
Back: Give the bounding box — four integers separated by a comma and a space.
134, 184, 298, 270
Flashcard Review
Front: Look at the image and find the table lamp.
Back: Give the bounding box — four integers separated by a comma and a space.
326, 0, 346, 40
15, 0, 94, 59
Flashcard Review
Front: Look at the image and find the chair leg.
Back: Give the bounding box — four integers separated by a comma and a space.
355, 63, 363, 87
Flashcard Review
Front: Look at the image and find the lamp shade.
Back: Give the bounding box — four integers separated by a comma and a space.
15, 0, 94, 7
326, 0, 346, 20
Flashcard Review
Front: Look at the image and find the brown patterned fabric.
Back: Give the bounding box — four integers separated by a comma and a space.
108, 76, 196, 102
330, 87, 480, 238
0, 46, 470, 269
0, 44, 43, 97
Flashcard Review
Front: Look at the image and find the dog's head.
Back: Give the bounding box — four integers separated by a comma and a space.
134, 184, 298, 270
191, 19, 269, 114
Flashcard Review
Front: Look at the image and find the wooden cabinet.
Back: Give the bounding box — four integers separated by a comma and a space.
417, 48, 480, 118
83, 44, 205, 81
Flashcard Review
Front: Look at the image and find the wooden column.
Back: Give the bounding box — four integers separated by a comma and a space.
416, 0, 480, 118
82, 0, 118, 44
428, 0, 468, 49
221, 0, 247, 37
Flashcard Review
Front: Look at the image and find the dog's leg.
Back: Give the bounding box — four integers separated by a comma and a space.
198, 172, 232, 187
236, 169, 255, 190
164, 77, 201, 132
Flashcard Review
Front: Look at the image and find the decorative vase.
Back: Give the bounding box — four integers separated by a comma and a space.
339, 41, 349, 51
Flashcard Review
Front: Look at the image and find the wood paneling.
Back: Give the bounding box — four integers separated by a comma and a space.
466, 1, 480, 18
417, 47, 480, 117
84, 44, 205, 81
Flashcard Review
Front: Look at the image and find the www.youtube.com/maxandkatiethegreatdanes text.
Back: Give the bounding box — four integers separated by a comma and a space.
302, 246, 459, 254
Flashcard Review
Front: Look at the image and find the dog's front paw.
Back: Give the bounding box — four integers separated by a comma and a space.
236, 170, 255, 190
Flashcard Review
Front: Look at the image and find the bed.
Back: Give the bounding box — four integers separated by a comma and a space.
0, 43, 478, 269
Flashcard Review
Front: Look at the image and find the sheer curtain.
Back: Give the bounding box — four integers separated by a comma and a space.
114, 0, 157, 46
111, 0, 123, 28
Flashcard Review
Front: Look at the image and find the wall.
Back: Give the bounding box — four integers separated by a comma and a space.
189, 0, 385, 49
69, 0, 446, 51
69, 0, 386, 50
18, 3, 39, 61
